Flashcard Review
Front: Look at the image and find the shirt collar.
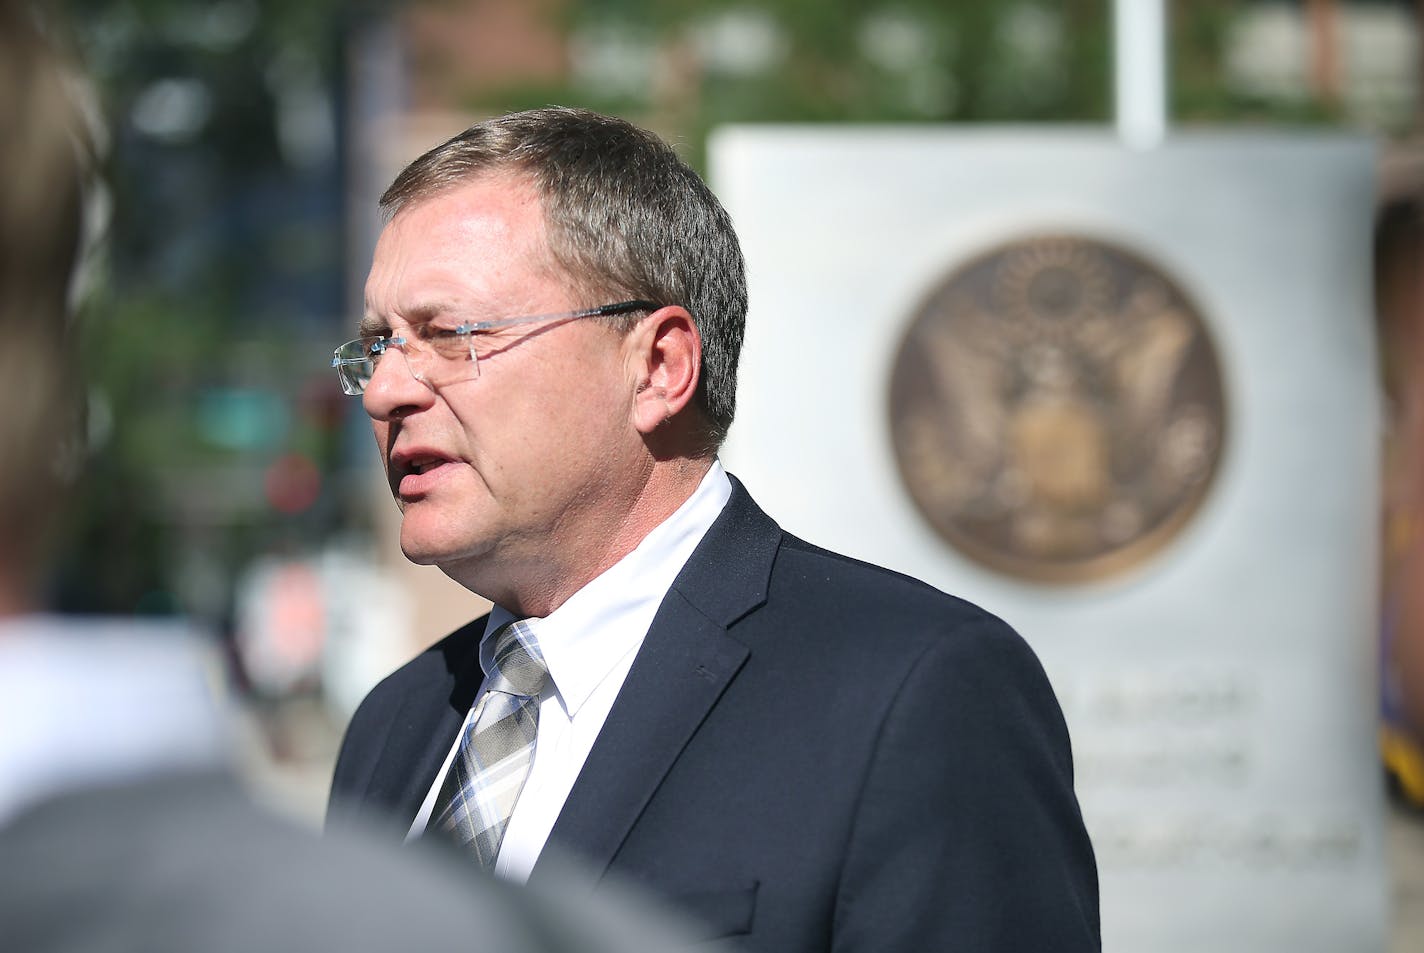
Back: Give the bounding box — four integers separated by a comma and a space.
482, 460, 733, 717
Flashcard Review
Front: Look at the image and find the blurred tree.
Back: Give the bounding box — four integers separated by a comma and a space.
49, 0, 389, 622
534, 0, 1116, 156
449, 0, 1374, 163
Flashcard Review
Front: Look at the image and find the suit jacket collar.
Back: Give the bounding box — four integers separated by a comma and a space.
669, 475, 780, 627
362, 618, 487, 829
532, 476, 781, 885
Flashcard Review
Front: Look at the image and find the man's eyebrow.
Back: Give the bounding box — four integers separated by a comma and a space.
357, 314, 388, 337
411, 301, 504, 330
403, 301, 458, 323
357, 301, 468, 338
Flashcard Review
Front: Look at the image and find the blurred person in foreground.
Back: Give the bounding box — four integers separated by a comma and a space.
328, 107, 1100, 952
0, 7, 702, 952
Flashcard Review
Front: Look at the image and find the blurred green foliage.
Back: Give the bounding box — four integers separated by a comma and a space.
462, 0, 1363, 163
516, 0, 1115, 158
49, 0, 387, 618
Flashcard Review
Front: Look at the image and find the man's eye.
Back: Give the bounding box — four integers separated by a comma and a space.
426, 327, 475, 359
414, 325, 469, 342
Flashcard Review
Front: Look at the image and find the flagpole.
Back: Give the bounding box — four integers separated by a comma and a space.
1115, 0, 1167, 150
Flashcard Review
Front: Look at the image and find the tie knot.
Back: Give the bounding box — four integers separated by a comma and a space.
489, 620, 549, 698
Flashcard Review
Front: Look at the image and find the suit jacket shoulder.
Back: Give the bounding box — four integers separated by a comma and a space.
772, 530, 1020, 646
699, 524, 1052, 736
768, 539, 1097, 947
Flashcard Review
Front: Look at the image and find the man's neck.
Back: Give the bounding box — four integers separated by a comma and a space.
448, 455, 716, 618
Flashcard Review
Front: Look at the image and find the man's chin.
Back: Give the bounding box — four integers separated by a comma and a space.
398, 524, 493, 572
398, 544, 441, 566
397, 526, 457, 567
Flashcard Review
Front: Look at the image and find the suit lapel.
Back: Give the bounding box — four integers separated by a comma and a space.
363, 620, 487, 829
533, 478, 781, 884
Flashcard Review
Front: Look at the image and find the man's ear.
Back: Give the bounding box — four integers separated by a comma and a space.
628, 305, 702, 436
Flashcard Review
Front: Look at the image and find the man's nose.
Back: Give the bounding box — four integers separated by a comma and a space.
362, 347, 434, 420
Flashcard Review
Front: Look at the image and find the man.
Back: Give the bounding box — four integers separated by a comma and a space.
0, 7, 701, 952
329, 106, 1100, 951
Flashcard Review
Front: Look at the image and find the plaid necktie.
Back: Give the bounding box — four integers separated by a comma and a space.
431, 619, 548, 868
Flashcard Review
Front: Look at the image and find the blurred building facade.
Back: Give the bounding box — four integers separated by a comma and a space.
50, 0, 1424, 828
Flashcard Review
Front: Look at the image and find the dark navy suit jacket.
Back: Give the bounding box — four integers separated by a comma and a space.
329, 479, 1100, 952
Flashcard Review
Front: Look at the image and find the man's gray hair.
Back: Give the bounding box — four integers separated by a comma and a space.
380, 107, 747, 450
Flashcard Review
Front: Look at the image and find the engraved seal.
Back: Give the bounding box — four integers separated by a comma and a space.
888, 233, 1226, 584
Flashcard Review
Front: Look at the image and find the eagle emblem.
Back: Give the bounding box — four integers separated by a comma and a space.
888, 234, 1226, 584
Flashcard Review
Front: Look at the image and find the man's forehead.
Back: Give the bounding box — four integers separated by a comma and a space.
384, 168, 540, 225
362, 179, 573, 331
371, 175, 550, 276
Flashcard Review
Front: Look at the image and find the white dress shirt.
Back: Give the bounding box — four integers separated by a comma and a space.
407, 461, 733, 881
